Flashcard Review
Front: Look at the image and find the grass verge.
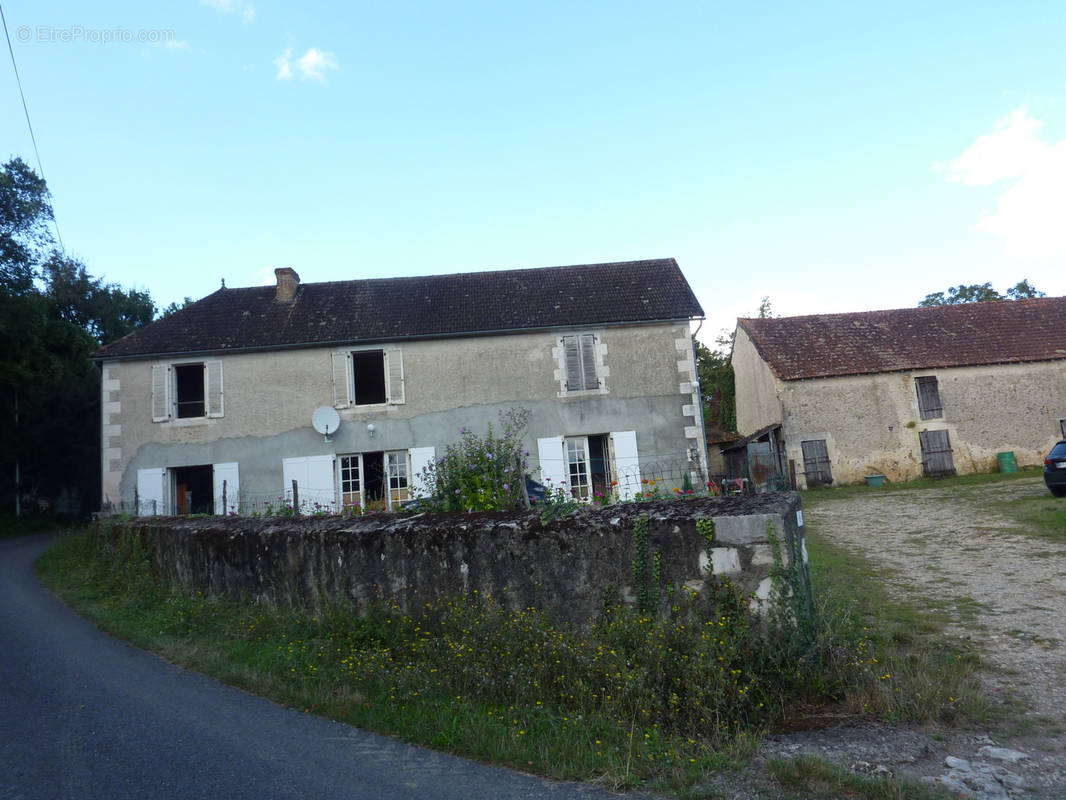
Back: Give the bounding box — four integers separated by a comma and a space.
36, 508, 990, 797
801, 528, 988, 726
802, 467, 1042, 502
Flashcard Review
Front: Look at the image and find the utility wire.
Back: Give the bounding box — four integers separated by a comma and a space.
0, 2, 64, 252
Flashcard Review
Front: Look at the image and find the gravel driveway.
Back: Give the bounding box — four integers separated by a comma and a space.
759, 476, 1066, 799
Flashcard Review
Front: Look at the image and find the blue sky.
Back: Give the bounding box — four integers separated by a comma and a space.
3, 1, 1065, 342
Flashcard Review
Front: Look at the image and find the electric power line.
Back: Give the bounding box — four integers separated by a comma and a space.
0, 2, 64, 251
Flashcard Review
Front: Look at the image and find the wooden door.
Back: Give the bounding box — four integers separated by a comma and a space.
801, 440, 832, 487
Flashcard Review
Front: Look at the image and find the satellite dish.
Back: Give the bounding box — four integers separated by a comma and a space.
311, 406, 341, 442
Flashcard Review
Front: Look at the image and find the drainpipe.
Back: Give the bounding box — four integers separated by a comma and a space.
690, 320, 710, 480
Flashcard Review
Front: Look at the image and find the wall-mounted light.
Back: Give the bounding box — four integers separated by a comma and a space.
366, 422, 376, 439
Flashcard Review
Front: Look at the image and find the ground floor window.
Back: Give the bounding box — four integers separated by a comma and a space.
565, 434, 611, 500
171, 465, 213, 514
338, 450, 409, 511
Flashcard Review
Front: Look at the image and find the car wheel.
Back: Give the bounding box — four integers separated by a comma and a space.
1051, 486, 1066, 498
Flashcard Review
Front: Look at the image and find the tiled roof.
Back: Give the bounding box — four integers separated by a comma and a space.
738, 297, 1066, 380
93, 259, 704, 360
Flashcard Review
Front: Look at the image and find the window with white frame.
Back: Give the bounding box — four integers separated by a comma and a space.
565, 434, 613, 501
386, 451, 410, 504
332, 348, 405, 408
336, 450, 410, 511
152, 361, 223, 422
538, 432, 639, 500
339, 455, 362, 511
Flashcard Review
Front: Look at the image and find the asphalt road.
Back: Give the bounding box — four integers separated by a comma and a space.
0, 534, 631, 800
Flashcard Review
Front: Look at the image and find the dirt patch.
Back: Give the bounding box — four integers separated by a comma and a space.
751, 477, 1066, 798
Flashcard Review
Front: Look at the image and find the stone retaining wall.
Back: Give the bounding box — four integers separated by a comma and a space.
99, 494, 808, 624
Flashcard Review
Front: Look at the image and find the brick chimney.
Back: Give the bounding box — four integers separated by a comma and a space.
274, 267, 300, 302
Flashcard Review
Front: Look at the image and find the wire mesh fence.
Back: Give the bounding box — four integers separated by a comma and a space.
103, 453, 792, 518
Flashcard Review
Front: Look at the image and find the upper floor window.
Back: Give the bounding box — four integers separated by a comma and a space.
915, 376, 943, 420
332, 348, 405, 408
152, 361, 223, 422
556, 333, 606, 394
174, 364, 205, 418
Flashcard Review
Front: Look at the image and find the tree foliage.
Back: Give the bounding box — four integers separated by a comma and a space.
919, 280, 1045, 306
695, 296, 772, 437
696, 340, 735, 435
1, 158, 156, 514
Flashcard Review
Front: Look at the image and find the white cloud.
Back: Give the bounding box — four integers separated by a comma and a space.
202, 0, 255, 23
273, 47, 339, 82
163, 39, 190, 51
945, 108, 1066, 260
296, 47, 339, 81
254, 266, 277, 286
273, 48, 294, 80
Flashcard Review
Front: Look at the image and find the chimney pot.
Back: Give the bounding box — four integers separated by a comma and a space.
274, 267, 300, 302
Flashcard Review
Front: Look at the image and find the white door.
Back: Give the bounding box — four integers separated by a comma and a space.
611, 430, 640, 500
136, 467, 166, 515
536, 436, 566, 494
408, 446, 436, 498
213, 462, 239, 515
282, 455, 337, 512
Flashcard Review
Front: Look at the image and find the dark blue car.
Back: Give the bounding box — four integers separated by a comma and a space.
1045, 440, 1066, 497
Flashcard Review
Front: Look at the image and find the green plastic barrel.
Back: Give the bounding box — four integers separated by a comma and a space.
997, 452, 1018, 473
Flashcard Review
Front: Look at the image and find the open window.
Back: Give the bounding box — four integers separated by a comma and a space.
332, 349, 405, 408
337, 450, 411, 511
538, 431, 640, 501
915, 376, 943, 420
152, 361, 223, 421
135, 462, 239, 515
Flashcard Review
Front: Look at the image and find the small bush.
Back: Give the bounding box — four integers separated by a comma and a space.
419, 410, 530, 512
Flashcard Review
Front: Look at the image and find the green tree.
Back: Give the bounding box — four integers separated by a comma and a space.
696, 339, 736, 435
0, 157, 53, 293
695, 296, 772, 437
1, 158, 155, 514
919, 280, 1045, 306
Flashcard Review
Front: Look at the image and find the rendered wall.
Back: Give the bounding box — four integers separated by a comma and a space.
98, 495, 807, 625
731, 326, 784, 436
101, 322, 703, 510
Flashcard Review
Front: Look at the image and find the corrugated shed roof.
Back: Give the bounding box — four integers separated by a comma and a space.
738, 297, 1066, 380
93, 259, 704, 360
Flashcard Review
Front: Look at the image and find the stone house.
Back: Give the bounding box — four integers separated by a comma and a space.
731, 298, 1066, 487
92, 259, 706, 514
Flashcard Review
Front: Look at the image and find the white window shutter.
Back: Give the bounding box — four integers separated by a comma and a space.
212, 462, 239, 514
611, 430, 640, 500
136, 467, 166, 515
579, 334, 598, 389
387, 349, 405, 405
206, 361, 224, 417
536, 436, 566, 493
151, 364, 171, 422
408, 446, 436, 498
331, 351, 351, 408
282, 455, 336, 513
